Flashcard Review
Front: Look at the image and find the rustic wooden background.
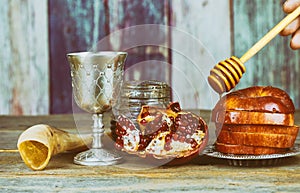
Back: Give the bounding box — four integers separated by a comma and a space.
0, 0, 299, 115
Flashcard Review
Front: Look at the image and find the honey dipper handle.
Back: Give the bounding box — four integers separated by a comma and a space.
240, 6, 300, 63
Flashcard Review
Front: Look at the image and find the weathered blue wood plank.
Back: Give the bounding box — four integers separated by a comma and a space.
0, 0, 49, 115
107, 0, 171, 83
171, 0, 231, 109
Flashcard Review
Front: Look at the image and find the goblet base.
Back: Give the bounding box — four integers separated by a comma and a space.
74, 148, 123, 166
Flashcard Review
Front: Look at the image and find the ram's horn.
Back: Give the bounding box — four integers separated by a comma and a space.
17, 124, 91, 170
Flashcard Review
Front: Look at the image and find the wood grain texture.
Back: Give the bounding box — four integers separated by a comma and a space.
2, 0, 300, 115
233, 0, 300, 108
171, 0, 231, 109
0, 0, 49, 115
0, 112, 299, 192
1, 153, 299, 192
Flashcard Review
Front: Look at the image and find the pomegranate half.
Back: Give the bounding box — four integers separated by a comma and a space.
111, 102, 208, 165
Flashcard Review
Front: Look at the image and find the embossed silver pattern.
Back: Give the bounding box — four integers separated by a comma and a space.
68, 51, 127, 114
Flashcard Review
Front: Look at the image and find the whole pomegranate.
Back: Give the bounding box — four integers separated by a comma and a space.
111, 102, 208, 164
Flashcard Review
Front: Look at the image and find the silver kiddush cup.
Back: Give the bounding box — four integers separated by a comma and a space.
67, 51, 127, 166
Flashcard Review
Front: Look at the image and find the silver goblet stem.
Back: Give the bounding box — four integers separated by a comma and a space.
92, 114, 104, 149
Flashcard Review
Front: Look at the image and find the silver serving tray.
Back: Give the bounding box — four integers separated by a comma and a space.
203, 143, 300, 167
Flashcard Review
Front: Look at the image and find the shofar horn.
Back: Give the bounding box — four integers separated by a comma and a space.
17, 124, 91, 171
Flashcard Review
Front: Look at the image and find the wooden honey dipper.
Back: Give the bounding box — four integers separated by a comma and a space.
208, 6, 300, 94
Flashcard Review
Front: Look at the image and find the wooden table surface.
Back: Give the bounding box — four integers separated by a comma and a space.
0, 111, 300, 193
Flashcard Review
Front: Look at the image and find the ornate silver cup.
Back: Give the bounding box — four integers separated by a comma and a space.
67, 51, 127, 166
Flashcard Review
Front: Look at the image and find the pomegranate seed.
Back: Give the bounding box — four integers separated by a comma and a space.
116, 122, 121, 127
191, 141, 198, 149
172, 133, 179, 141
181, 120, 189, 127
185, 127, 192, 134
176, 131, 183, 136
140, 119, 148, 125
192, 117, 198, 123
179, 135, 186, 143
170, 125, 176, 133
185, 138, 194, 143
154, 125, 161, 131
169, 116, 174, 122
118, 117, 124, 122
139, 145, 145, 150
175, 116, 181, 123
187, 113, 193, 119
138, 137, 150, 150
115, 128, 121, 135
141, 110, 150, 118
116, 127, 127, 136
178, 126, 186, 133
116, 136, 123, 142
164, 142, 172, 151
186, 138, 198, 148
160, 122, 168, 132
165, 134, 172, 143
148, 134, 155, 139
115, 136, 124, 149
121, 129, 127, 135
